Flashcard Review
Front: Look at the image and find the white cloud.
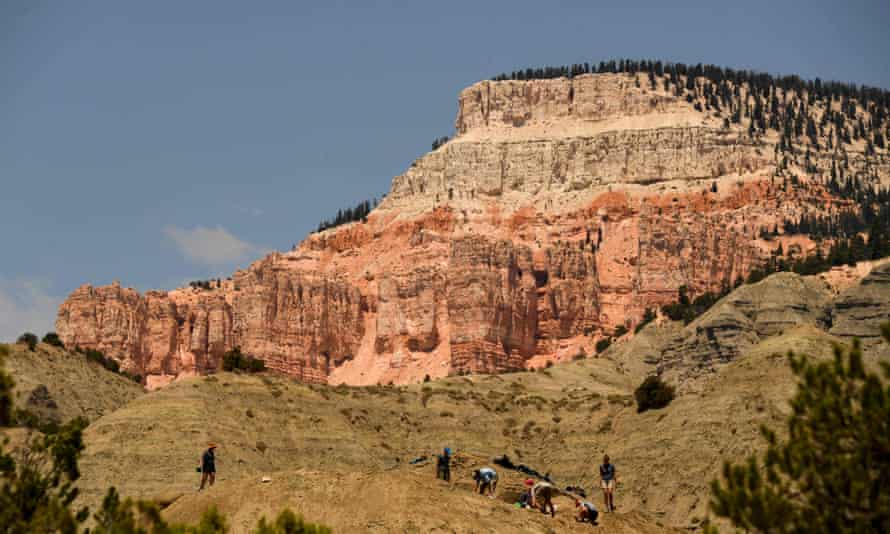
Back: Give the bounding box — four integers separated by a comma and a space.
163, 225, 261, 266
0, 277, 62, 343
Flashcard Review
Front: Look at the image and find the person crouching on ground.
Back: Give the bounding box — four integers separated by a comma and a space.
529, 479, 556, 517
575, 498, 598, 523
599, 454, 617, 512
436, 447, 452, 481
199, 443, 217, 490
473, 467, 498, 498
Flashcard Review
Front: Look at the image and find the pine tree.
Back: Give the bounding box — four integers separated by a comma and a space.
706, 326, 890, 533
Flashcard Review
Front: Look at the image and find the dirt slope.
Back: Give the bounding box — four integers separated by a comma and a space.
164, 465, 678, 533
65, 269, 889, 532
4, 342, 143, 423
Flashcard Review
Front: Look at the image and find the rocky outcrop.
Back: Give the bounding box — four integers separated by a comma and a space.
57, 73, 877, 386
455, 75, 683, 132
658, 273, 832, 389
387, 128, 766, 211
57, 256, 364, 387
830, 262, 890, 346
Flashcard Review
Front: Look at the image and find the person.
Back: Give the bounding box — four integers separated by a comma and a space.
473, 467, 498, 497
529, 479, 556, 517
599, 454, 617, 512
436, 447, 451, 481
575, 498, 598, 523
199, 443, 217, 490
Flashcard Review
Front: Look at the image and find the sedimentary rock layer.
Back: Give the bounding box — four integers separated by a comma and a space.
56, 73, 877, 386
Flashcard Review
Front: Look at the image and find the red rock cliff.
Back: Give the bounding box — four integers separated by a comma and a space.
56, 73, 885, 387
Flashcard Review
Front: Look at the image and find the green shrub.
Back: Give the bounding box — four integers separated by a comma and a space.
248, 357, 266, 373
85, 348, 119, 373
256, 509, 332, 534
635, 308, 656, 333
42, 332, 64, 348
595, 337, 612, 354
16, 332, 38, 351
634, 375, 675, 412
13, 407, 63, 435
222, 347, 266, 373
662, 285, 729, 325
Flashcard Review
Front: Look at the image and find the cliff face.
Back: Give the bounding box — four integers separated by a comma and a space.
56, 73, 884, 387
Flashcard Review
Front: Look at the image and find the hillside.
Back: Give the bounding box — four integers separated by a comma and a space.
54, 63, 890, 388
3, 342, 144, 425
64, 266, 889, 532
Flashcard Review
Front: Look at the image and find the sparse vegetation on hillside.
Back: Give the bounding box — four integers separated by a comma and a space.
707, 323, 890, 533
188, 279, 221, 291
635, 308, 656, 333
662, 285, 730, 325
595, 337, 612, 354
634, 375, 675, 413
491, 60, 890, 145
493, 58, 890, 287
16, 332, 38, 351
4, 342, 143, 429
42, 332, 65, 348
431, 135, 450, 150
0, 346, 13, 424
0, 344, 331, 534
315, 197, 378, 233
221, 347, 266, 373
71, 346, 141, 384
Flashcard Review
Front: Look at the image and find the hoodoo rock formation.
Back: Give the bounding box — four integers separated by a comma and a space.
56, 72, 890, 388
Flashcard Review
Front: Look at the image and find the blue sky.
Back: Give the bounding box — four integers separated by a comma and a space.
2, 0, 889, 341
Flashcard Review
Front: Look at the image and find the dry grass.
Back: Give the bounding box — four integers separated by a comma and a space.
63, 327, 843, 532
3, 342, 143, 423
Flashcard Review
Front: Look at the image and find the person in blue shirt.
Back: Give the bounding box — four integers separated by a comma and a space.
599, 454, 617, 512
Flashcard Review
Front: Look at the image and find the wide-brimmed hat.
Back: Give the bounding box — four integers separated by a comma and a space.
208, 443, 218, 449
524, 479, 535, 486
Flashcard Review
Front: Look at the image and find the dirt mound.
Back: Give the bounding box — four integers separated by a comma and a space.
164, 465, 678, 533
4, 342, 143, 424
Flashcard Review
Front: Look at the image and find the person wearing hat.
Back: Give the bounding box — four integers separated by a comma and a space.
199, 443, 217, 490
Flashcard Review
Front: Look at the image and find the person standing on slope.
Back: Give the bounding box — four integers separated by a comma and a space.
599, 454, 617, 512
436, 447, 452, 482
199, 443, 217, 490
